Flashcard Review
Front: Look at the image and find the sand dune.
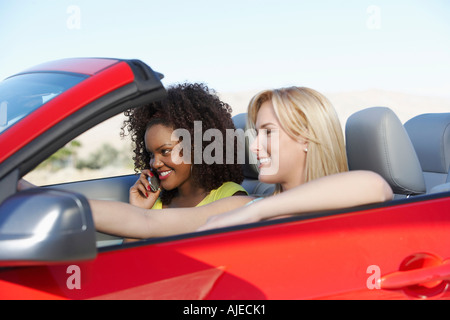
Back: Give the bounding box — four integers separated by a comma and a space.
77, 88, 449, 158
27, 89, 449, 185
220, 88, 450, 124
75, 89, 450, 155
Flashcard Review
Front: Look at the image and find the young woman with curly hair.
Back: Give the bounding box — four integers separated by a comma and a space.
121, 82, 247, 210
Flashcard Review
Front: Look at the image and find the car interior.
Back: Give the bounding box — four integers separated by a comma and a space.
404, 113, 450, 194
45, 107, 450, 248
351, 108, 450, 197
345, 106, 427, 199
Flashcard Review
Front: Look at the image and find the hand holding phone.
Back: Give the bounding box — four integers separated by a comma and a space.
147, 173, 160, 192
129, 170, 161, 209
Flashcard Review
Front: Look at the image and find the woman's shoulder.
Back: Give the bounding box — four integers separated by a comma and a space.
151, 198, 163, 209
198, 181, 248, 206
213, 181, 248, 197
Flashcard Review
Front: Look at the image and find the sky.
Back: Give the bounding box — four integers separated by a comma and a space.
1, 0, 450, 97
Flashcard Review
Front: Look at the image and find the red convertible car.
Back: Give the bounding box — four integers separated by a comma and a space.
0, 58, 449, 301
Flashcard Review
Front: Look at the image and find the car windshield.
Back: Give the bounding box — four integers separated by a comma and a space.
0, 72, 87, 134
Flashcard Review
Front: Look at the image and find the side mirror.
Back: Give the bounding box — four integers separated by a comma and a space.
0, 188, 96, 266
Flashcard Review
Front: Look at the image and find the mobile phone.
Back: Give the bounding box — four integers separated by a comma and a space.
147, 174, 160, 192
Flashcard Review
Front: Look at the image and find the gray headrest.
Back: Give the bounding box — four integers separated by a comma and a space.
345, 107, 426, 195
404, 113, 450, 174
232, 113, 259, 179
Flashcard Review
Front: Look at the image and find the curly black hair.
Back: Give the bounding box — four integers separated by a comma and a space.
121, 83, 244, 205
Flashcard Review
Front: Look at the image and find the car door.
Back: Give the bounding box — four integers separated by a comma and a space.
0, 190, 449, 300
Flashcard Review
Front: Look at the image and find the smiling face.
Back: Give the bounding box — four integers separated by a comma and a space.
250, 100, 308, 191
145, 123, 193, 191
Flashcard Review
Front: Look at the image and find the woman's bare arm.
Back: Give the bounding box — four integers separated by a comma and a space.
90, 194, 254, 238
17, 178, 253, 239
198, 170, 393, 231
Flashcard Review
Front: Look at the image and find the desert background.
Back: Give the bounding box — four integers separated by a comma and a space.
25, 89, 450, 186
4, 2, 449, 187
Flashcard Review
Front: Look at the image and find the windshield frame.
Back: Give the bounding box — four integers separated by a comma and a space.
0, 72, 88, 134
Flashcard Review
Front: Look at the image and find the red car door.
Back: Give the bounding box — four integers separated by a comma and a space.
0, 192, 449, 300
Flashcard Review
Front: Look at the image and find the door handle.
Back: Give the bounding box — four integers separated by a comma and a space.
379, 259, 450, 290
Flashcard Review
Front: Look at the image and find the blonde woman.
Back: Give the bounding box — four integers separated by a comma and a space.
248, 86, 348, 193
87, 86, 392, 238
197, 87, 392, 230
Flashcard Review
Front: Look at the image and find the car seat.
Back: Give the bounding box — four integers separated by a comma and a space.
345, 107, 426, 199
232, 113, 275, 196
404, 113, 450, 194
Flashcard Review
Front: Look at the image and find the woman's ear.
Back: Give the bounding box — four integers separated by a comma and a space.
298, 138, 308, 153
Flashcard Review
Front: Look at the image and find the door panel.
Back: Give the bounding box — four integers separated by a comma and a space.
0, 194, 449, 299
52, 174, 136, 202
48, 174, 137, 246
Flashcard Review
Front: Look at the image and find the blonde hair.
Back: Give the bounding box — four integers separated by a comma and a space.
247, 86, 348, 194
